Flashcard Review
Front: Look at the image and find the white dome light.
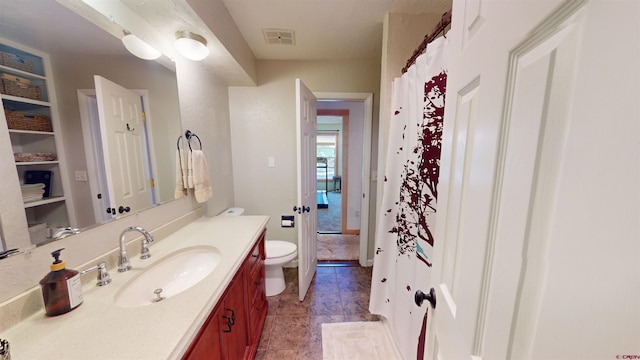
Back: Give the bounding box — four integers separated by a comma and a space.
174, 31, 209, 61
121, 32, 161, 60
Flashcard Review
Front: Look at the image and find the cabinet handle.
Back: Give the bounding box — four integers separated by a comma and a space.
223, 315, 233, 333
222, 308, 235, 333
225, 308, 236, 325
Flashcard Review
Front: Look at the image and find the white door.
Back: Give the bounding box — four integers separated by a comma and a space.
296, 79, 318, 301
94, 75, 151, 218
427, 1, 640, 359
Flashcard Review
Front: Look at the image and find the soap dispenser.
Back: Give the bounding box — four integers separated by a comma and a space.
39, 248, 83, 316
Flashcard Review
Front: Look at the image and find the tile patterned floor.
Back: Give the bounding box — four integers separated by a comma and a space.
255, 265, 378, 360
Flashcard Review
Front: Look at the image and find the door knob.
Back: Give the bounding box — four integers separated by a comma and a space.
415, 287, 436, 309
118, 206, 131, 214
293, 205, 311, 214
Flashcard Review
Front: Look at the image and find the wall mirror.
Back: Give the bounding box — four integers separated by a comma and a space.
0, 0, 183, 250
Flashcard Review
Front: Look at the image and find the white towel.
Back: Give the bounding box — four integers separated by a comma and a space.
191, 150, 212, 203
186, 149, 194, 189
174, 149, 187, 199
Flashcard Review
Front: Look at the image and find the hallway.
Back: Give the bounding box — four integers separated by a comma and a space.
317, 234, 359, 261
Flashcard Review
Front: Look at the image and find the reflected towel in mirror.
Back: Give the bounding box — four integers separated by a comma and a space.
174, 149, 187, 199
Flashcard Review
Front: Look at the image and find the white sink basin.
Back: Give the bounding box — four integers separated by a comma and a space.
114, 246, 221, 308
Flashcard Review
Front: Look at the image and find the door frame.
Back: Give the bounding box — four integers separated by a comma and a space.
317, 109, 349, 234
314, 92, 373, 267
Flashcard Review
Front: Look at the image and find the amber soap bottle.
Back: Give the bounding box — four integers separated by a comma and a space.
39, 248, 83, 316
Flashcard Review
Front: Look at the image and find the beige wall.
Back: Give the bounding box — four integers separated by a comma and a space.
229, 59, 380, 255
175, 60, 236, 217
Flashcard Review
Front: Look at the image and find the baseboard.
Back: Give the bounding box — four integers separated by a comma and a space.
285, 259, 373, 268
365, 258, 374, 267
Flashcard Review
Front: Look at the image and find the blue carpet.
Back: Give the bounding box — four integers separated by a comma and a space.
317, 191, 341, 232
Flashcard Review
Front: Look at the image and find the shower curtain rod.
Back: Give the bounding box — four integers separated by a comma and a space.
401, 10, 452, 74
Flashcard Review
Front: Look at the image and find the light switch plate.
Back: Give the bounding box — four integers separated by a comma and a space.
75, 170, 88, 182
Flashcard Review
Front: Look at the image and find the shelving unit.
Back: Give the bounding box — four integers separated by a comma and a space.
0, 39, 71, 245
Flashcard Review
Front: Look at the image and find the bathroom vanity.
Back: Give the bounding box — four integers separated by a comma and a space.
0, 215, 269, 359
183, 228, 267, 359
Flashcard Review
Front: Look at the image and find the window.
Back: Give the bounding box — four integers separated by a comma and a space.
317, 133, 338, 180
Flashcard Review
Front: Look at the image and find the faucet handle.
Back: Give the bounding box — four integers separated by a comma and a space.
140, 241, 151, 260
81, 261, 112, 286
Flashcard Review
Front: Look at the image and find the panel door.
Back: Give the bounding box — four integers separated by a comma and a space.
296, 78, 318, 301
94, 75, 150, 217
427, 1, 640, 359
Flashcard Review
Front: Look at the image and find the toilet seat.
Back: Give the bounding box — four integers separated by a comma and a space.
266, 240, 296, 260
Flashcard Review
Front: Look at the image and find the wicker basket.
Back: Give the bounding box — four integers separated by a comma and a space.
0, 52, 35, 73
0, 76, 40, 100
14, 152, 57, 162
4, 110, 52, 132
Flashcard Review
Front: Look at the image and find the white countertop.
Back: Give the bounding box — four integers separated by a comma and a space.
0, 215, 269, 360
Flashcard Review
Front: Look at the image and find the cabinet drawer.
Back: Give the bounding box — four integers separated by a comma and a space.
245, 231, 265, 274
247, 264, 265, 337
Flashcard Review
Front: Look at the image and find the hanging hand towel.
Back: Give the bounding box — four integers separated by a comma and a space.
191, 149, 212, 203
174, 149, 187, 199
186, 149, 194, 189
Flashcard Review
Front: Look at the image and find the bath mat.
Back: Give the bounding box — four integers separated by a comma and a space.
322, 321, 399, 360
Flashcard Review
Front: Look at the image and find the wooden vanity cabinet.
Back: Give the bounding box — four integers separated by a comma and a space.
183, 230, 268, 360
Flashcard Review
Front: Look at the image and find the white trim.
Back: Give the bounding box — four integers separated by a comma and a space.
313, 92, 373, 268
77, 89, 108, 225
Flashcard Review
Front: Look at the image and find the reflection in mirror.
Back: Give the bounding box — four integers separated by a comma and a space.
0, 0, 182, 250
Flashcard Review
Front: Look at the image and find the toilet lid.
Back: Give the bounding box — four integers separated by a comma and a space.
266, 240, 297, 258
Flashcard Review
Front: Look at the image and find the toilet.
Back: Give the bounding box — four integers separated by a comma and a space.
220, 208, 297, 296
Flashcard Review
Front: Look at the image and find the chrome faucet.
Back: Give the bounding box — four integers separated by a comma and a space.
52, 227, 80, 240
118, 226, 154, 272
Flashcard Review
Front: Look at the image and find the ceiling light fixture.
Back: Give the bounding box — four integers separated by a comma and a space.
174, 31, 209, 61
121, 31, 161, 60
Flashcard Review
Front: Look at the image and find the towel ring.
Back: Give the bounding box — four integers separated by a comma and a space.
176, 135, 183, 150
185, 130, 202, 151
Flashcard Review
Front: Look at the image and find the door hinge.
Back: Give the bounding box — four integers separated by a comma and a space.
142, 111, 147, 122
149, 178, 155, 187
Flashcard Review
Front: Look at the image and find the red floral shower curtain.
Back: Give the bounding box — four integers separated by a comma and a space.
369, 36, 448, 359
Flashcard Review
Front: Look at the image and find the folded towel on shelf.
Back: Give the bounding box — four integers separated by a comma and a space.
21, 183, 46, 202
174, 149, 187, 199
23, 193, 44, 202
191, 150, 212, 203
21, 183, 45, 190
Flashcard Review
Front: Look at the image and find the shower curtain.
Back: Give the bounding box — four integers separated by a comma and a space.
370, 36, 448, 359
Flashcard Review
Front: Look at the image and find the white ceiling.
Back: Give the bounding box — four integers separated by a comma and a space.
220, 0, 451, 60
0, 0, 449, 61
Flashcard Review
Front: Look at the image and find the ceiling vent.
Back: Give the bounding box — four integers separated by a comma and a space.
262, 28, 295, 45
